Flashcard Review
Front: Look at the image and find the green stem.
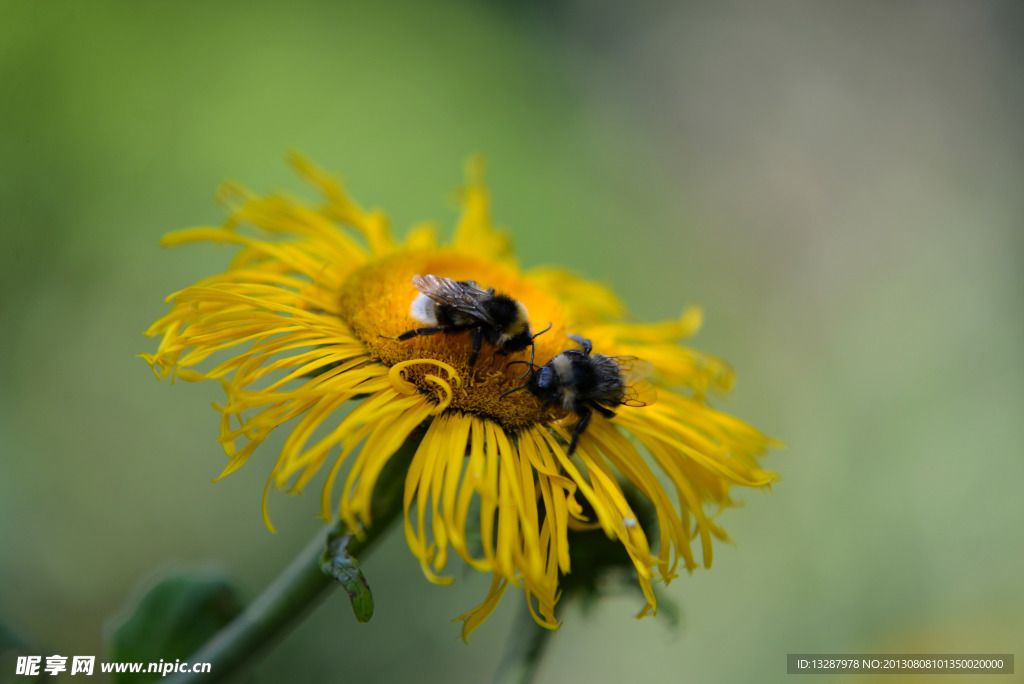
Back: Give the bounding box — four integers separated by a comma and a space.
490, 599, 555, 684
166, 437, 418, 683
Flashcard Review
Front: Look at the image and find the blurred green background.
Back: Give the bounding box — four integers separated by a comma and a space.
2, 1, 1022, 682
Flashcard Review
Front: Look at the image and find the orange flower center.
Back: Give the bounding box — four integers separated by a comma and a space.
340, 250, 570, 429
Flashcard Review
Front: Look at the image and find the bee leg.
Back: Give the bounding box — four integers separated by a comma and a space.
392, 326, 449, 341
592, 404, 616, 419
467, 327, 484, 368
568, 334, 592, 356
567, 407, 592, 456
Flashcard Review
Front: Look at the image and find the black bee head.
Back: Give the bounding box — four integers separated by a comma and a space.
503, 328, 534, 352
527, 365, 559, 402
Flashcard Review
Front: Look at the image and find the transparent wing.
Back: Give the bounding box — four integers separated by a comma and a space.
411, 274, 497, 325
615, 357, 653, 384
616, 356, 657, 407
621, 379, 657, 408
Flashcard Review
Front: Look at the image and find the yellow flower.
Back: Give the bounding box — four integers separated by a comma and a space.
143, 154, 779, 638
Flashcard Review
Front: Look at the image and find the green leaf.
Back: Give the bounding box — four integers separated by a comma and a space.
320, 532, 374, 623
108, 569, 245, 683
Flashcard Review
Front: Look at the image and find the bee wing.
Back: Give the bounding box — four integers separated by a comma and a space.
616, 356, 657, 407
615, 357, 653, 384
411, 274, 497, 325
622, 379, 657, 407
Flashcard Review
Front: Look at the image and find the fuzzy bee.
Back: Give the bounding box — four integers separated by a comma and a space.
387, 274, 546, 368
506, 335, 656, 455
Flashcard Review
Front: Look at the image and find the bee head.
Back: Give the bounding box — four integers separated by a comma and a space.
533, 365, 554, 391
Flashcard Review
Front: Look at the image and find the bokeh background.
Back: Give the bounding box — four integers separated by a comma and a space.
2, 1, 1022, 682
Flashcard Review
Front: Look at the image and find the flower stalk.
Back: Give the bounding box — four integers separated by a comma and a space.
165, 437, 418, 684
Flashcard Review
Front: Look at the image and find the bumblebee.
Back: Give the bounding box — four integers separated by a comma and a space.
506, 335, 656, 455
389, 274, 545, 368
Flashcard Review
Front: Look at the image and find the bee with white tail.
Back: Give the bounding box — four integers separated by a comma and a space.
389, 274, 547, 368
